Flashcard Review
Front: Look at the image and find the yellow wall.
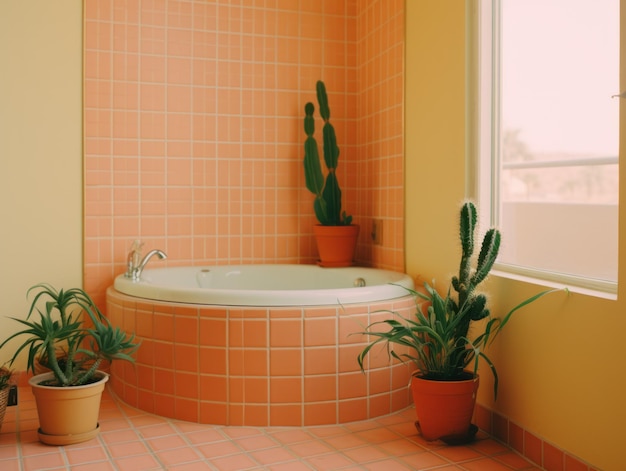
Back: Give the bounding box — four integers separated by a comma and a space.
0, 1, 83, 368
406, 2, 625, 470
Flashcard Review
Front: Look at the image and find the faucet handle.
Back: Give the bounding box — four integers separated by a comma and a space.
130, 239, 144, 255
126, 240, 146, 278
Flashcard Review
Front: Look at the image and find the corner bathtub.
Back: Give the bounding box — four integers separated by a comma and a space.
106, 264, 417, 426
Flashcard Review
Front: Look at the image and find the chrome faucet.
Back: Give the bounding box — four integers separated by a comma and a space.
125, 241, 167, 281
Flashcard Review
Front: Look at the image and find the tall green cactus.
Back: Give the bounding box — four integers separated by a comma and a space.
303, 81, 352, 226
450, 201, 501, 340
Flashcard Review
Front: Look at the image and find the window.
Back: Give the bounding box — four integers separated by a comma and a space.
472, 0, 620, 294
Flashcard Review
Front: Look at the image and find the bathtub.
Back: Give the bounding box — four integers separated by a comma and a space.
113, 264, 415, 306
107, 264, 417, 426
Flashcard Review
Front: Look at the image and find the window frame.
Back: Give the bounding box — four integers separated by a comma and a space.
467, 0, 619, 298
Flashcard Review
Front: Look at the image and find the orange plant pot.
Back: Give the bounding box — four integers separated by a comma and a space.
29, 371, 109, 445
411, 374, 479, 443
313, 224, 360, 267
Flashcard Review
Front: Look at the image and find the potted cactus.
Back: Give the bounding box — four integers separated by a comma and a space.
357, 202, 560, 443
303, 80, 359, 266
0, 283, 139, 445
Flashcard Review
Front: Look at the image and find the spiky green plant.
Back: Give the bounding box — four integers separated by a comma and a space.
0, 367, 12, 391
357, 202, 561, 399
303, 80, 352, 226
0, 283, 139, 387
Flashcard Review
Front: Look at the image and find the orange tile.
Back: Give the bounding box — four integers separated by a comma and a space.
228, 349, 244, 376
304, 318, 336, 346
242, 404, 269, 426
174, 372, 198, 399
135, 309, 153, 337
288, 438, 334, 458
338, 344, 364, 373
304, 375, 336, 402
244, 377, 268, 403
490, 411, 508, 444
269, 308, 302, 319
304, 347, 336, 375
199, 402, 227, 425
564, 454, 590, 471
400, 451, 449, 470
544, 441, 565, 471
270, 377, 302, 403
175, 397, 199, 423
114, 454, 161, 471
338, 371, 367, 399
154, 394, 175, 419
198, 318, 227, 346
369, 367, 391, 395
269, 349, 302, 376
154, 447, 201, 468
243, 349, 269, 376
65, 446, 109, 466
509, 420, 524, 455
107, 440, 150, 458
369, 393, 391, 418
338, 398, 367, 423
198, 347, 226, 375
153, 313, 175, 342
136, 364, 154, 389
270, 319, 303, 347
303, 307, 338, 319
390, 388, 412, 411
249, 445, 298, 465
137, 389, 155, 414
303, 402, 336, 426
154, 368, 175, 395
199, 374, 227, 402
174, 344, 199, 372
524, 430, 543, 467
228, 319, 244, 347
473, 403, 492, 434
495, 452, 538, 470
228, 404, 244, 426
151, 341, 174, 370
243, 319, 268, 347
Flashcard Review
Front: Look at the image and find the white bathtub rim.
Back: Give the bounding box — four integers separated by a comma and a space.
113, 264, 415, 307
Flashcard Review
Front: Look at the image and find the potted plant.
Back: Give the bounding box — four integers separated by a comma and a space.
0, 283, 139, 445
303, 80, 359, 266
0, 367, 13, 432
357, 202, 560, 443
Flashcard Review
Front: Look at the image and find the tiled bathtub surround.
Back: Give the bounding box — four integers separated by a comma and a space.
84, 0, 405, 308
106, 288, 415, 427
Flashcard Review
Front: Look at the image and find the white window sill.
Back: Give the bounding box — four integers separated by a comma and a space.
491, 264, 617, 301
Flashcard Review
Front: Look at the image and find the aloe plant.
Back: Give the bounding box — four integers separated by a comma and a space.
303, 80, 352, 226
0, 283, 139, 386
0, 367, 12, 391
357, 202, 561, 398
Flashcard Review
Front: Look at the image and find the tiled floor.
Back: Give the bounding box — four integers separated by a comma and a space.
0, 386, 542, 471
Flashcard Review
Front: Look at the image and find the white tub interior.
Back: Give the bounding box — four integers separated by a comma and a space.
113, 264, 415, 306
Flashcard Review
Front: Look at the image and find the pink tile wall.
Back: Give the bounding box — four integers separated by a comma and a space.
84, 0, 405, 307
356, 0, 405, 270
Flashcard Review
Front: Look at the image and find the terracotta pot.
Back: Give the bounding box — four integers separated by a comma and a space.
411, 373, 479, 443
313, 224, 360, 267
29, 371, 109, 445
